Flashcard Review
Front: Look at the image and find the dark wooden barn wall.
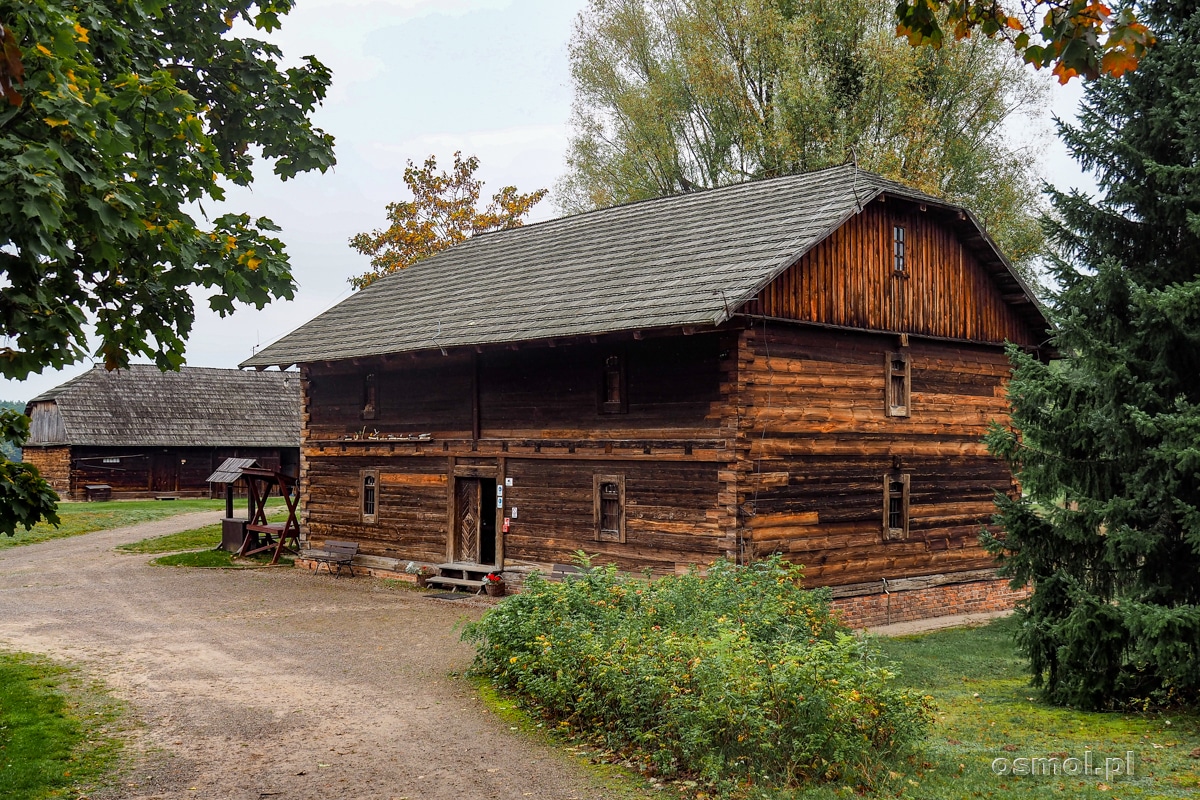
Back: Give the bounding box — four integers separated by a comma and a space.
60, 446, 291, 500
480, 339, 722, 437
305, 336, 725, 441
740, 200, 1039, 346
734, 323, 1014, 586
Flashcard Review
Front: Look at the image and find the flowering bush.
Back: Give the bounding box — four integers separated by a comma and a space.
463, 555, 931, 794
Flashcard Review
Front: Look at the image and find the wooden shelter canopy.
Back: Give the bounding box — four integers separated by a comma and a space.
241, 165, 1049, 370
206, 457, 260, 484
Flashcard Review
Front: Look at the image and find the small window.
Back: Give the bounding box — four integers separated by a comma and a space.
885, 351, 911, 417
883, 473, 910, 540
599, 354, 628, 414
362, 372, 377, 420
893, 225, 906, 274
102, 457, 120, 464
594, 474, 625, 542
361, 470, 378, 524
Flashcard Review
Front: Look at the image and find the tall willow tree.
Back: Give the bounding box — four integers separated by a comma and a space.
559, 0, 1048, 271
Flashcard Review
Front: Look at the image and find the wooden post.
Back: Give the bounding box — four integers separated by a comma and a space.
471, 353, 481, 443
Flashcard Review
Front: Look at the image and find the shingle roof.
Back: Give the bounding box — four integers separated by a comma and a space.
25, 365, 300, 447
242, 165, 1045, 368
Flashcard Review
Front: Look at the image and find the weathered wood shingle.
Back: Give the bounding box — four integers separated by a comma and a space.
25, 366, 300, 447
241, 165, 1043, 368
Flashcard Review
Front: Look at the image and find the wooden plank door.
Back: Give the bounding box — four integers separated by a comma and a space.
454, 478, 481, 563
150, 452, 178, 493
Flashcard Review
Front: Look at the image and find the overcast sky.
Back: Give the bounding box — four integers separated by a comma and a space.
2, 0, 1095, 402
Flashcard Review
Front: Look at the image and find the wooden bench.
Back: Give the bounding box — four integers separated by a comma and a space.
548, 563, 585, 582
309, 540, 359, 578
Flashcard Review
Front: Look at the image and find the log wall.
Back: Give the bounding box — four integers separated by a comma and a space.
22, 446, 70, 498
300, 322, 1019, 588
305, 336, 725, 442
300, 334, 738, 572
503, 458, 726, 573
734, 323, 1015, 586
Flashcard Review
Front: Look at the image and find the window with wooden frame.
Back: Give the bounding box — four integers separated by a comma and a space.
892, 224, 907, 274
598, 353, 628, 414
885, 351, 911, 417
594, 474, 626, 543
883, 473, 910, 541
361, 469, 378, 524
362, 372, 378, 420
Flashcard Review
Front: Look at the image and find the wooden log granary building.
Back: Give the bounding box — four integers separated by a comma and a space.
242, 165, 1051, 625
23, 365, 300, 500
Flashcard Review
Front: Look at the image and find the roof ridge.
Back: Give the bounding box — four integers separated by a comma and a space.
469, 162, 863, 244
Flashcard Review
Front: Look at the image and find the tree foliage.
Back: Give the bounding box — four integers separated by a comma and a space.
0, 0, 335, 534
896, 1, 1156, 83
0, 409, 59, 536
0, 402, 22, 462
560, 0, 1049, 273
985, 0, 1200, 709
349, 152, 547, 290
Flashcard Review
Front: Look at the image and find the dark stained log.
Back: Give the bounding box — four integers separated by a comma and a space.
733, 323, 1015, 587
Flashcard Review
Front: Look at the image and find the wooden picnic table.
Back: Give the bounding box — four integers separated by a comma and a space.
236, 467, 301, 565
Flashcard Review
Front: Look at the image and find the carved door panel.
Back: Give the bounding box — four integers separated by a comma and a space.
455, 478, 481, 563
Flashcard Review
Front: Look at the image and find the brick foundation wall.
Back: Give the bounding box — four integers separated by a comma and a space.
832, 576, 1028, 629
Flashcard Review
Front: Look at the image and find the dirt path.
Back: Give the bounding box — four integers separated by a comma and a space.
0, 512, 607, 799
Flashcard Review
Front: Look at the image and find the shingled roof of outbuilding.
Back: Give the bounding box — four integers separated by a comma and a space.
25, 365, 300, 447
242, 164, 1047, 368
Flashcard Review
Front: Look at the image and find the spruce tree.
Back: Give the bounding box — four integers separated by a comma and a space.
985, 0, 1200, 710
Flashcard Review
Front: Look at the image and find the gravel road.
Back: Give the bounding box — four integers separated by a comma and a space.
0, 512, 608, 799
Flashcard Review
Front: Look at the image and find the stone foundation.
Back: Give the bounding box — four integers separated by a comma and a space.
831, 570, 1028, 629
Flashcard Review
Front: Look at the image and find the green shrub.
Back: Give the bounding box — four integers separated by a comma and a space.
463, 556, 932, 794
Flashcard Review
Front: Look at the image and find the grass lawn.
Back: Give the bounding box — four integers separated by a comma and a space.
0, 498, 227, 551
151, 548, 295, 568
0, 651, 124, 799
782, 616, 1200, 799
119, 501, 291, 568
